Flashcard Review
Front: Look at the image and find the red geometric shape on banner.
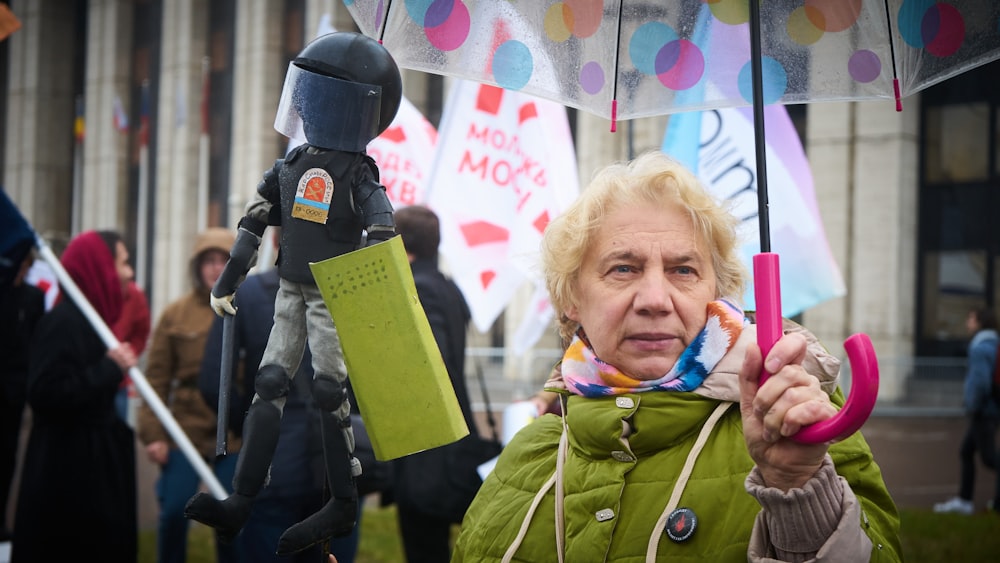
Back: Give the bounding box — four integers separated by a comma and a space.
460, 220, 509, 246
480, 270, 496, 289
487, 15, 512, 75
518, 102, 538, 123
532, 210, 550, 234
476, 84, 503, 115
380, 126, 406, 143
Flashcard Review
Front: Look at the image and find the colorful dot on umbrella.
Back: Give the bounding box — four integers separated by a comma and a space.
707, 0, 750, 25
579, 62, 604, 95
848, 50, 882, 83
737, 57, 787, 105
897, 0, 966, 57
406, 0, 470, 52
492, 40, 533, 91
543, 1, 604, 95
655, 40, 705, 91
628, 22, 704, 92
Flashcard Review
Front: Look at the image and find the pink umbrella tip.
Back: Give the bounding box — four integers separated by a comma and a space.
893, 79, 902, 112
610, 100, 618, 133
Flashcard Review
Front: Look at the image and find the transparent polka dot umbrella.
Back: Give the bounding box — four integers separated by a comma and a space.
344, 0, 1000, 442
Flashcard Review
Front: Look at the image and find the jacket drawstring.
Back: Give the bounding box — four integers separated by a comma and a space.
554, 407, 570, 563
645, 401, 734, 562
502, 467, 558, 563
502, 394, 570, 563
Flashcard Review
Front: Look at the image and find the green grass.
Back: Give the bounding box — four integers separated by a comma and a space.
140, 504, 408, 563
141, 506, 1000, 562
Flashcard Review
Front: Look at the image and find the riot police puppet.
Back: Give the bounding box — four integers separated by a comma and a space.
184, 31, 402, 555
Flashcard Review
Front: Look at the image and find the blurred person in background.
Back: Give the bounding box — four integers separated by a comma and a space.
12, 230, 138, 563
112, 276, 151, 423
0, 249, 44, 542
391, 205, 477, 563
137, 227, 240, 563
934, 306, 1000, 515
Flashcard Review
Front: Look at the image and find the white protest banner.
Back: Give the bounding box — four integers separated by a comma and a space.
427, 80, 578, 334
366, 96, 438, 208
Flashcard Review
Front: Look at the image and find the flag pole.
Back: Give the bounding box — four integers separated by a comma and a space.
197, 57, 210, 232
136, 80, 151, 289
72, 95, 84, 234
33, 233, 227, 499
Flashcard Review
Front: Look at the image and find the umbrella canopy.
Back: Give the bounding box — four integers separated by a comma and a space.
345, 0, 1000, 125
345, 0, 1000, 442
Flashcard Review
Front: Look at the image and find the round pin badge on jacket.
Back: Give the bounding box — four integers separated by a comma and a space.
665, 507, 697, 542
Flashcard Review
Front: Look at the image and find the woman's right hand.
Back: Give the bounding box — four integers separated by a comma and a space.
145, 440, 169, 465
739, 332, 837, 491
107, 343, 137, 371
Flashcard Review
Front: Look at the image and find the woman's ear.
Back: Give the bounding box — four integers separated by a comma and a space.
565, 304, 579, 323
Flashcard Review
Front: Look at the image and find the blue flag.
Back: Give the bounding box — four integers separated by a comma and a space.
0, 188, 36, 293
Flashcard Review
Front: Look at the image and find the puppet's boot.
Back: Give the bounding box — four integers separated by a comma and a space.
184, 399, 282, 543
276, 411, 359, 555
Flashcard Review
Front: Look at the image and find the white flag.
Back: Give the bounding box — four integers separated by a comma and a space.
366, 96, 438, 208
427, 80, 578, 334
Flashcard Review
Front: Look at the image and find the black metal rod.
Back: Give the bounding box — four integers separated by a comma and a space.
215, 312, 235, 457
748, 0, 771, 253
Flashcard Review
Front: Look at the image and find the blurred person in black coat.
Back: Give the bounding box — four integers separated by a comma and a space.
12, 230, 138, 563
0, 249, 44, 541
390, 205, 476, 563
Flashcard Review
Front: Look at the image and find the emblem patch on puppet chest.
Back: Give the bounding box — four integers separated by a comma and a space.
292, 168, 334, 224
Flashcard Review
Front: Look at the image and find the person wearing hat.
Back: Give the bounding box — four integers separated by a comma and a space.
138, 226, 240, 563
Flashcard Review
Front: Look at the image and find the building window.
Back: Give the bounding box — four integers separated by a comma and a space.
917, 60, 1000, 356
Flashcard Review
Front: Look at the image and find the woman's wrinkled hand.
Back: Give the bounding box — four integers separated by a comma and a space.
145, 440, 170, 466
107, 343, 137, 371
739, 331, 838, 491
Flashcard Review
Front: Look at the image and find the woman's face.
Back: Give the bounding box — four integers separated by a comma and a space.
199, 249, 229, 289
114, 241, 134, 291
566, 202, 717, 380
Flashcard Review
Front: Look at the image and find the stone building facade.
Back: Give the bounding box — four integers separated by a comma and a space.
4, 0, 998, 404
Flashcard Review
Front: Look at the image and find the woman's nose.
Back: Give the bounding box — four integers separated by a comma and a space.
632, 272, 673, 314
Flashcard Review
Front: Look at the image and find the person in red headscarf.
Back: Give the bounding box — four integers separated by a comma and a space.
11, 230, 139, 563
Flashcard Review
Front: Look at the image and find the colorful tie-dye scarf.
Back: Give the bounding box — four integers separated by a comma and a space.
562, 299, 747, 397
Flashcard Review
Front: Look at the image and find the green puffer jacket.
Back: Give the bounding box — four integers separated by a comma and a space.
453, 328, 901, 562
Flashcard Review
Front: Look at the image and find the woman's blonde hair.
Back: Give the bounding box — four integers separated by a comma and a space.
541, 151, 748, 343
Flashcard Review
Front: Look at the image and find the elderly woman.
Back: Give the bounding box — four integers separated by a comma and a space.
452, 152, 900, 562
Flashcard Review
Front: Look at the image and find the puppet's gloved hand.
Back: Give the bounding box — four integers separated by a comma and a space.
364, 225, 395, 248
210, 222, 262, 317
211, 293, 237, 317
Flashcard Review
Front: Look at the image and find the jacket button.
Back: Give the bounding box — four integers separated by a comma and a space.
611, 450, 634, 462
615, 397, 635, 409
595, 508, 615, 522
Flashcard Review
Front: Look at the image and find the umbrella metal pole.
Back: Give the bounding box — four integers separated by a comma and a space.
748, 0, 769, 254
747, 0, 782, 358
747, 1, 879, 445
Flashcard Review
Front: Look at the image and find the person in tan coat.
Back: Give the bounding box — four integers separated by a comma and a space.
138, 227, 240, 563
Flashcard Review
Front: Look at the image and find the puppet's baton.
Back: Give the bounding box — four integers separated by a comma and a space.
215, 312, 235, 457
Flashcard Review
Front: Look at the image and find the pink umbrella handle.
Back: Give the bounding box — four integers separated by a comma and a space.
753, 253, 879, 444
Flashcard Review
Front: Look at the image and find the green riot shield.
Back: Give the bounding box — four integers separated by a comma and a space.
309, 236, 469, 460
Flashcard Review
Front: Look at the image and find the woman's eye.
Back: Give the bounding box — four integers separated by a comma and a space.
611, 264, 633, 274
673, 266, 695, 276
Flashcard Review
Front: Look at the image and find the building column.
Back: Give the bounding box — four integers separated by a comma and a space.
2, 0, 76, 242
227, 0, 283, 230
80, 0, 133, 231
151, 0, 209, 313
805, 99, 919, 401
